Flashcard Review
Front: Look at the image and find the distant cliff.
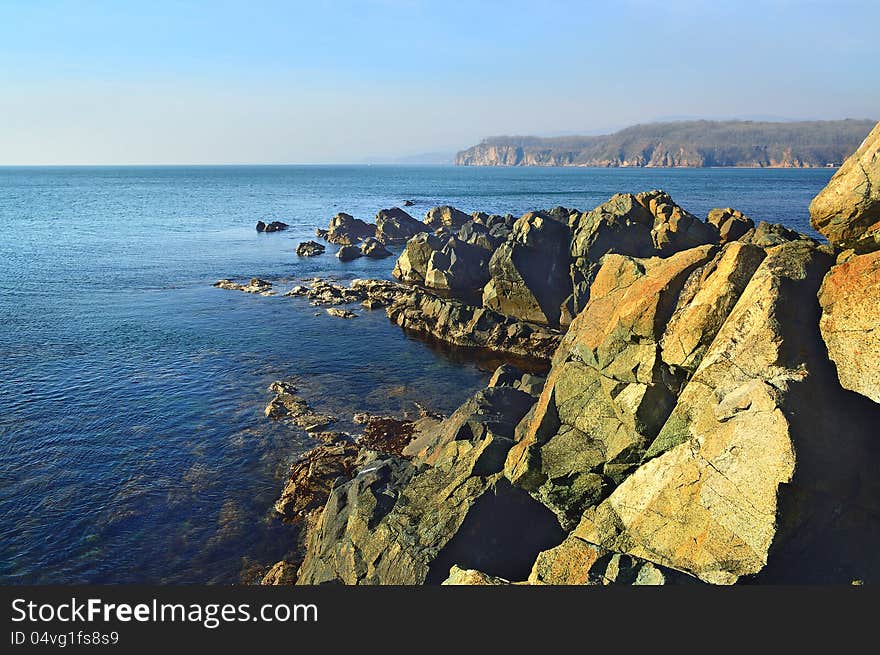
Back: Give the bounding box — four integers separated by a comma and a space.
454, 119, 876, 168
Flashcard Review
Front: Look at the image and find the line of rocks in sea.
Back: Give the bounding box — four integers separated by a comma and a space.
235, 121, 880, 585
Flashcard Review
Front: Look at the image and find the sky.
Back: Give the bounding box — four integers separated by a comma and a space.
0, 0, 878, 164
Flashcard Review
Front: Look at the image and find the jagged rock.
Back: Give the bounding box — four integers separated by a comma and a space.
740, 220, 816, 247
424, 236, 491, 293
296, 241, 326, 257
707, 208, 755, 243
274, 441, 361, 523
257, 220, 288, 233
564, 190, 719, 323
392, 232, 445, 284
326, 212, 376, 245
374, 207, 430, 244
296, 386, 563, 585
326, 308, 357, 319
424, 205, 471, 230
386, 288, 561, 360
575, 241, 880, 584
442, 566, 510, 585
487, 364, 546, 397
504, 245, 718, 529
336, 245, 363, 262
260, 560, 299, 585
483, 211, 573, 326
526, 535, 693, 585
810, 121, 880, 249
360, 237, 392, 259
213, 277, 274, 295
403, 199, 416, 207
818, 250, 880, 403
659, 242, 767, 373
459, 220, 502, 251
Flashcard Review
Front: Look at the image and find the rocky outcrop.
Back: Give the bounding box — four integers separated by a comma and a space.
573, 241, 880, 584
504, 245, 721, 529
324, 212, 376, 245
818, 249, 880, 404
483, 211, 573, 326
257, 220, 289, 233
296, 385, 563, 585
707, 208, 755, 244
810, 121, 880, 250
375, 207, 430, 245
296, 241, 325, 257
740, 221, 817, 247
564, 190, 719, 323
459, 220, 503, 251
386, 288, 561, 360
360, 237, 392, 259
424, 205, 471, 230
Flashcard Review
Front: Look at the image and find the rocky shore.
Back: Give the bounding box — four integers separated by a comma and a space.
221, 121, 880, 585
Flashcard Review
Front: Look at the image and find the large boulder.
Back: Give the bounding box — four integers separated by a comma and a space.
336, 245, 363, 262
375, 207, 430, 245
482, 211, 573, 326
459, 220, 503, 251
325, 212, 376, 245
818, 250, 880, 404
424, 205, 471, 230
424, 236, 491, 293
574, 241, 880, 584
810, 121, 880, 250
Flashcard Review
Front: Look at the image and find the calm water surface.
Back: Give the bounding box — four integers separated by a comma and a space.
0, 165, 833, 583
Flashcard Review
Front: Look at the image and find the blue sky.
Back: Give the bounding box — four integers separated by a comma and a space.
1, 0, 877, 164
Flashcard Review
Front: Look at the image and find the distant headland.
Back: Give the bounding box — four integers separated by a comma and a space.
454, 119, 876, 168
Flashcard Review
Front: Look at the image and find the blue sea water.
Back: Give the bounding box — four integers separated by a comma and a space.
0, 165, 834, 584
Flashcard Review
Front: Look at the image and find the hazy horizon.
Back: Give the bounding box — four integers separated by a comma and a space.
2, 1, 878, 165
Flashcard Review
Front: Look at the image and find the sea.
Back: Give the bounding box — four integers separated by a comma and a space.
0, 165, 833, 583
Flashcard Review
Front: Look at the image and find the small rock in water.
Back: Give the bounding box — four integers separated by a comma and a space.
261, 221, 289, 233
336, 245, 363, 262
403, 199, 416, 206
326, 308, 357, 319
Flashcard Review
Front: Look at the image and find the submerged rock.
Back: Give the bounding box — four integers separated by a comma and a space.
213, 277, 274, 295
326, 308, 357, 319
264, 381, 337, 431
296, 241, 326, 257
810, 121, 880, 249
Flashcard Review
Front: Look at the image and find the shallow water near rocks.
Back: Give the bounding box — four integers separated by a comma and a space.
0, 165, 833, 583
